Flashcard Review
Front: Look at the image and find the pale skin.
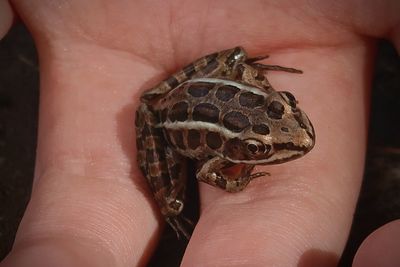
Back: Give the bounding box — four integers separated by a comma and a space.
1, 1, 400, 266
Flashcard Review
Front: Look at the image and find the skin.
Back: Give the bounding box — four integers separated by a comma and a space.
1, 0, 399, 266
0, 0, 13, 39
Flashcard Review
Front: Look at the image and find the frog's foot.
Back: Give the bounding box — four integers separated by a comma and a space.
199, 172, 251, 193
201, 171, 271, 193
166, 216, 193, 240
245, 55, 303, 74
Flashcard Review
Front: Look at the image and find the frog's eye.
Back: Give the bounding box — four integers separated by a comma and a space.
245, 139, 270, 155
281, 91, 298, 108
267, 100, 285, 119
247, 143, 259, 154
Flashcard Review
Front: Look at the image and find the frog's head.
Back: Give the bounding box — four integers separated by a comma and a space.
223, 91, 315, 164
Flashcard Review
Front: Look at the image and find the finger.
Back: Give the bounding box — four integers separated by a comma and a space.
182, 44, 371, 266
3, 50, 158, 266
353, 220, 400, 267
1, 9, 162, 267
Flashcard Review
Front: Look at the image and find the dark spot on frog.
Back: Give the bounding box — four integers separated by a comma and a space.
187, 82, 213, 97
166, 75, 179, 89
252, 124, 270, 135
206, 132, 223, 149
215, 85, 240, 102
239, 91, 264, 108
223, 111, 250, 132
193, 103, 220, 123
201, 60, 220, 75
267, 101, 284, 119
187, 129, 201, 150
168, 101, 189, 122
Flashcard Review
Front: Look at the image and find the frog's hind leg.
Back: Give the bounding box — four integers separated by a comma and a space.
141, 47, 251, 102
135, 105, 191, 239
140, 50, 222, 102
166, 217, 191, 240
163, 146, 194, 239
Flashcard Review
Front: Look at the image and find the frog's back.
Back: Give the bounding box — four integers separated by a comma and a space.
155, 78, 272, 159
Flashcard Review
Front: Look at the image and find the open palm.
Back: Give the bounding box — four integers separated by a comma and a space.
3, 1, 399, 266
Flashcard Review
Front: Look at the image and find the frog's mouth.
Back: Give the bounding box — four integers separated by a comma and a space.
220, 163, 253, 180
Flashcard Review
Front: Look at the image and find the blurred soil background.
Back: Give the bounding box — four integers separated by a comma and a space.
0, 23, 399, 266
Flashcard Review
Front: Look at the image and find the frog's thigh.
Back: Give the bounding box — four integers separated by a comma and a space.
141, 49, 231, 101
164, 147, 193, 239
135, 104, 159, 180
196, 158, 252, 193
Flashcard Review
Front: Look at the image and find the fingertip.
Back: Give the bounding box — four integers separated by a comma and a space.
1, 239, 115, 267
353, 220, 400, 267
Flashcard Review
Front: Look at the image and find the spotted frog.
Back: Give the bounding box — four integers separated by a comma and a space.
135, 47, 315, 238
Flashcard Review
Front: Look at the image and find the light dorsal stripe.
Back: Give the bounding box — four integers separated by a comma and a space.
160, 121, 248, 139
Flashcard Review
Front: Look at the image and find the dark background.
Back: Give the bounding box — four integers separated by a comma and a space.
0, 23, 399, 266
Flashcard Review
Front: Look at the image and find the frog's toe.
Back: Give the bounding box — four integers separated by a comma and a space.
245, 55, 270, 64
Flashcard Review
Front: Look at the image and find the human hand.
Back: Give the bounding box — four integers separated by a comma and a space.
1, 1, 400, 266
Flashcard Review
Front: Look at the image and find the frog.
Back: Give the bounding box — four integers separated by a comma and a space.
135, 47, 315, 239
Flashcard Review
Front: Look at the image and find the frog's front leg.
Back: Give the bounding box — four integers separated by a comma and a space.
196, 158, 269, 193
